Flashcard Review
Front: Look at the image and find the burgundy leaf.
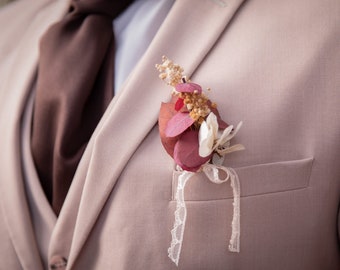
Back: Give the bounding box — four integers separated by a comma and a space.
158, 102, 179, 158
175, 82, 202, 94
165, 112, 195, 138
174, 130, 211, 172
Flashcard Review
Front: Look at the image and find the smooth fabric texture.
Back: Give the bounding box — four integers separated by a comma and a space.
31, 0, 131, 214
22, 87, 57, 269
0, 0, 339, 269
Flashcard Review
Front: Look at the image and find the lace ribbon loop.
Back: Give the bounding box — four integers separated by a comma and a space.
168, 164, 241, 266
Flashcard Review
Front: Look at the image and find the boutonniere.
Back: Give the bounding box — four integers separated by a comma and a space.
156, 56, 244, 266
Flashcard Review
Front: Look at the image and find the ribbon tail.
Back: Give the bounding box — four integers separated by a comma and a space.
228, 167, 240, 252
168, 170, 193, 266
202, 164, 241, 253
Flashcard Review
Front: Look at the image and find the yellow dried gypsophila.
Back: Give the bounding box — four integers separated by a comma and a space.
179, 92, 211, 124
155, 56, 184, 87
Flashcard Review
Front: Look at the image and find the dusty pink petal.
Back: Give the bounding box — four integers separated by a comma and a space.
165, 112, 195, 138
175, 82, 202, 94
174, 130, 211, 172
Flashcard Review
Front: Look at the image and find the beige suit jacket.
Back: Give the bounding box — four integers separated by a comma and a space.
0, 0, 339, 269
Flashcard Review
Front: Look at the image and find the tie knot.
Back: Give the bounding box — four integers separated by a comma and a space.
72, 0, 133, 19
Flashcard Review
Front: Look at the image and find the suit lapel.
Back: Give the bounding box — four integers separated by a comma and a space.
0, 0, 70, 269
58, 0, 247, 268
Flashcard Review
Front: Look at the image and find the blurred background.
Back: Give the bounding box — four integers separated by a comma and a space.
0, 0, 14, 8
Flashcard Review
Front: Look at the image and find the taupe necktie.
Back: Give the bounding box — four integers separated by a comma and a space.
31, 0, 132, 215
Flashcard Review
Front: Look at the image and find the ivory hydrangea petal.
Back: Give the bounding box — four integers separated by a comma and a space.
215, 121, 243, 148
198, 121, 213, 157
213, 125, 233, 151
216, 144, 245, 156
198, 112, 219, 157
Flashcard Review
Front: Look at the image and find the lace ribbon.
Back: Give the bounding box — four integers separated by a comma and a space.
168, 164, 241, 266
